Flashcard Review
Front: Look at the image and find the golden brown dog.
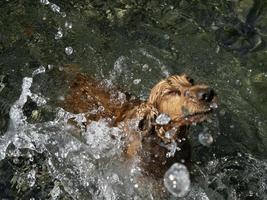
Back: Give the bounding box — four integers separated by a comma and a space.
62, 72, 218, 180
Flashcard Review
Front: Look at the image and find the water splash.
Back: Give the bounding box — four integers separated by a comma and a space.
64, 21, 73, 29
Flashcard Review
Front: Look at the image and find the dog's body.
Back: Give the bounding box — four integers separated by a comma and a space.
62, 73, 217, 181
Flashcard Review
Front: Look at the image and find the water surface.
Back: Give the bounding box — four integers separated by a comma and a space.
0, 0, 267, 199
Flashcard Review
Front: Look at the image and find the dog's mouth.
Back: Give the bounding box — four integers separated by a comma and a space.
175, 101, 218, 125
183, 109, 212, 122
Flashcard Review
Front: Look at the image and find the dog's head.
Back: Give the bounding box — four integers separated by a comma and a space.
148, 74, 218, 127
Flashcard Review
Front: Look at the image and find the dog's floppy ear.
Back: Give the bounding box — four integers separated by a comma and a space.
148, 79, 171, 107
137, 104, 158, 133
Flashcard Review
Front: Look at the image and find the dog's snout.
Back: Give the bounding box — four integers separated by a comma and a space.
196, 88, 215, 102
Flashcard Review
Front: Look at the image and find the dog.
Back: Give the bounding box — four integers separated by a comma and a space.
62, 72, 218, 181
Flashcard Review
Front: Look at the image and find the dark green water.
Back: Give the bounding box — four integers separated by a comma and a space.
0, 0, 267, 199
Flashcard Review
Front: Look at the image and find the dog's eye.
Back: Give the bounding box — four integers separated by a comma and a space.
186, 76, 194, 84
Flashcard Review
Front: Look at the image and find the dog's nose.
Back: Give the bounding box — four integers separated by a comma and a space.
196, 88, 215, 102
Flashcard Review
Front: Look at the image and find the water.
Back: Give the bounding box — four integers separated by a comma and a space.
0, 0, 267, 199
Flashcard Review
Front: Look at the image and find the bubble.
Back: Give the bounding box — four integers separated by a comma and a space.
65, 46, 73, 55
40, 0, 49, 5
55, 29, 63, 40
65, 21, 73, 29
198, 132, 213, 146
50, 3, 60, 13
133, 79, 141, 85
156, 113, 171, 125
164, 163, 190, 197
61, 12, 66, 17
142, 64, 149, 71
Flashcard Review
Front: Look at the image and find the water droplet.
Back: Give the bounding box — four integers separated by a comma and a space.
133, 79, 141, 85
50, 3, 60, 13
209, 102, 218, 109
58, 66, 64, 71
165, 128, 177, 139
164, 163, 190, 197
48, 64, 53, 70
235, 79, 242, 86
198, 132, 213, 146
216, 46, 220, 53
40, 0, 49, 5
55, 29, 63, 40
166, 141, 177, 158
65, 21, 73, 29
65, 46, 73, 55
156, 113, 171, 125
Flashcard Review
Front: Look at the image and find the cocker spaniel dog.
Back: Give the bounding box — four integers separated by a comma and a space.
62, 72, 218, 180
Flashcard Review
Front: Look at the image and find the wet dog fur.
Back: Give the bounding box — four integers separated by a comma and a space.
62, 72, 218, 181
